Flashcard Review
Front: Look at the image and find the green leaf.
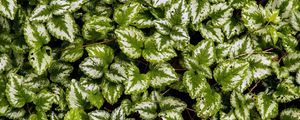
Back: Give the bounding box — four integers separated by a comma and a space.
244, 54, 272, 80
28, 46, 53, 75
220, 110, 236, 120
67, 0, 88, 12
268, 26, 278, 45
60, 44, 84, 62
0, 0, 18, 20
183, 71, 210, 99
143, 38, 177, 63
0, 15, 11, 32
214, 59, 250, 91
290, 10, 300, 31
23, 21, 50, 49
47, 13, 78, 43
4, 108, 26, 119
33, 90, 54, 112
85, 44, 114, 64
283, 52, 300, 72
0, 54, 12, 73
64, 108, 88, 120
28, 112, 47, 120
223, 18, 244, 39
242, 1, 266, 31
229, 0, 249, 9
165, 0, 189, 26
255, 92, 278, 119
272, 82, 300, 103
5, 73, 34, 108
29, 5, 52, 22
115, 26, 144, 59
79, 57, 106, 79
195, 90, 222, 118
134, 100, 158, 119
199, 23, 224, 43
189, 0, 210, 30
148, 63, 178, 88
87, 91, 104, 109
158, 110, 184, 120
66, 79, 88, 109
105, 60, 139, 84
280, 108, 300, 120
159, 97, 187, 113
210, 2, 233, 27
101, 79, 124, 105
50, 0, 70, 15
88, 110, 110, 120
0, 33, 13, 53
124, 74, 150, 95
113, 2, 142, 25
48, 61, 73, 84
82, 16, 114, 40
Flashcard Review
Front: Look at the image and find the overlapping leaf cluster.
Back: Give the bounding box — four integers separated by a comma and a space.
1, 0, 300, 119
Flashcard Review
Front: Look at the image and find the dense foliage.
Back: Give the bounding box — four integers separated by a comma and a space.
1, 0, 300, 119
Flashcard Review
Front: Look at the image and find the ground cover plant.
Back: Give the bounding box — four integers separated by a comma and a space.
0, 0, 300, 119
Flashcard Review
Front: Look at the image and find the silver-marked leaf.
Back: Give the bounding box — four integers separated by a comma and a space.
110, 106, 126, 120
158, 110, 184, 120
33, 90, 54, 112
210, 3, 233, 27
51, 85, 67, 111
266, 0, 297, 19
195, 90, 222, 118
67, 0, 88, 12
154, 19, 172, 35
29, 5, 52, 23
143, 38, 177, 63
153, 32, 175, 51
220, 110, 236, 120
223, 18, 244, 39
66, 79, 88, 109
0, 54, 12, 73
115, 26, 144, 59
120, 99, 133, 116
255, 92, 278, 119
88, 110, 110, 120
48, 61, 73, 84
105, 60, 139, 84
124, 74, 150, 95
242, 1, 266, 31
280, 108, 300, 120
50, 0, 70, 15
183, 71, 210, 99
244, 54, 272, 80
290, 10, 300, 31
199, 23, 224, 43
87, 91, 104, 109
189, 0, 210, 30
160, 96, 187, 113
113, 2, 142, 25
0, 33, 13, 53
0, 0, 18, 20
281, 34, 298, 53
23, 72, 50, 93
64, 108, 88, 120
152, 0, 171, 8
229, 0, 249, 9
214, 59, 250, 91
165, 0, 189, 26
23, 21, 50, 49
101, 79, 124, 105
170, 26, 190, 42
283, 52, 300, 72
0, 16, 10, 32
5, 73, 34, 108
148, 63, 178, 88
60, 44, 84, 62
28, 112, 47, 120
234, 106, 250, 120
229, 35, 257, 58
82, 16, 114, 40
134, 100, 157, 119
85, 44, 114, 64
4, 108, 26, 120
47, 13, 78, 43
272, 82, 300, 103
131, 13, 154, 29
80, 76, 100, 94
79, 57, 106, 79
28, 46, 53, 75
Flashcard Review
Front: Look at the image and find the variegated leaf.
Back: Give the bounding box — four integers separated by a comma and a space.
280, 108, 300, 120
85, 44, 114, 64
79, 57, 106, 79
101, 79, 124, 105
66, 79, 88, 109
153, 32, 175, 51
154, 19, 172, 35
0, 14, 10, 32
214, 59, 250, 91
160, 96, 187, 113
242, 1, 266, 31
110, 106, 126, 120
87, 91, 104, 109
105, 60, 139, 84
229, 35, 256, 58
148, 63, 178, 88
143, 38, 177, 63
113, 2, 142, 25
29, 5, 52, 23
28, 46, 53, 75
134, 100, 157, 119
47, 13, 78, 43
80, 77, 100, 94
244, 54, 272, 80
170, 26, 190, 42
283, 52, 300, 72
60, 44, 84, 62
199, 23, 224, 43
189, 0, 210, 30
82, 16, 114, 40
272, 82, 300, 103
158, 110, 184, 120
165, 0, 189, 26
183, 71, 210, 99
124, 74, 150, 95
255, 92, 278, 119
266, 0, 297, 19
23, 21, 50, 49
131, 13, 154, 29
50, 0, 70, 15
88, 110, 110, 120
67, 0, 88, 12
210, 2, 233, 27
0, 33, 13, 53
0, 0, 18, 20
195, 90, 221, 118
229, 0, 249, 9
115, 26, 144, 59
290, 10, 300, 31
0, 54, 12, 73
152, 0, 171, 8
48, 61, 73, 84
64, 108, 88, 120
223, 18, 244, 39
220, 110, 236, 120
33, 90, 54, 112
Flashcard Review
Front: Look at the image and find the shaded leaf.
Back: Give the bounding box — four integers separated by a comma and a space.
28, 46, 53, 75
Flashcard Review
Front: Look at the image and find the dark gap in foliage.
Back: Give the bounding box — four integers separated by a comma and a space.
201, 17, 211, 25
140, 27, 156, 36
70, 52, 88, 80
169, 55, 186, 74
189, 28, 203, 46
256, 0, 269, 7
136, 57, 149, 74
